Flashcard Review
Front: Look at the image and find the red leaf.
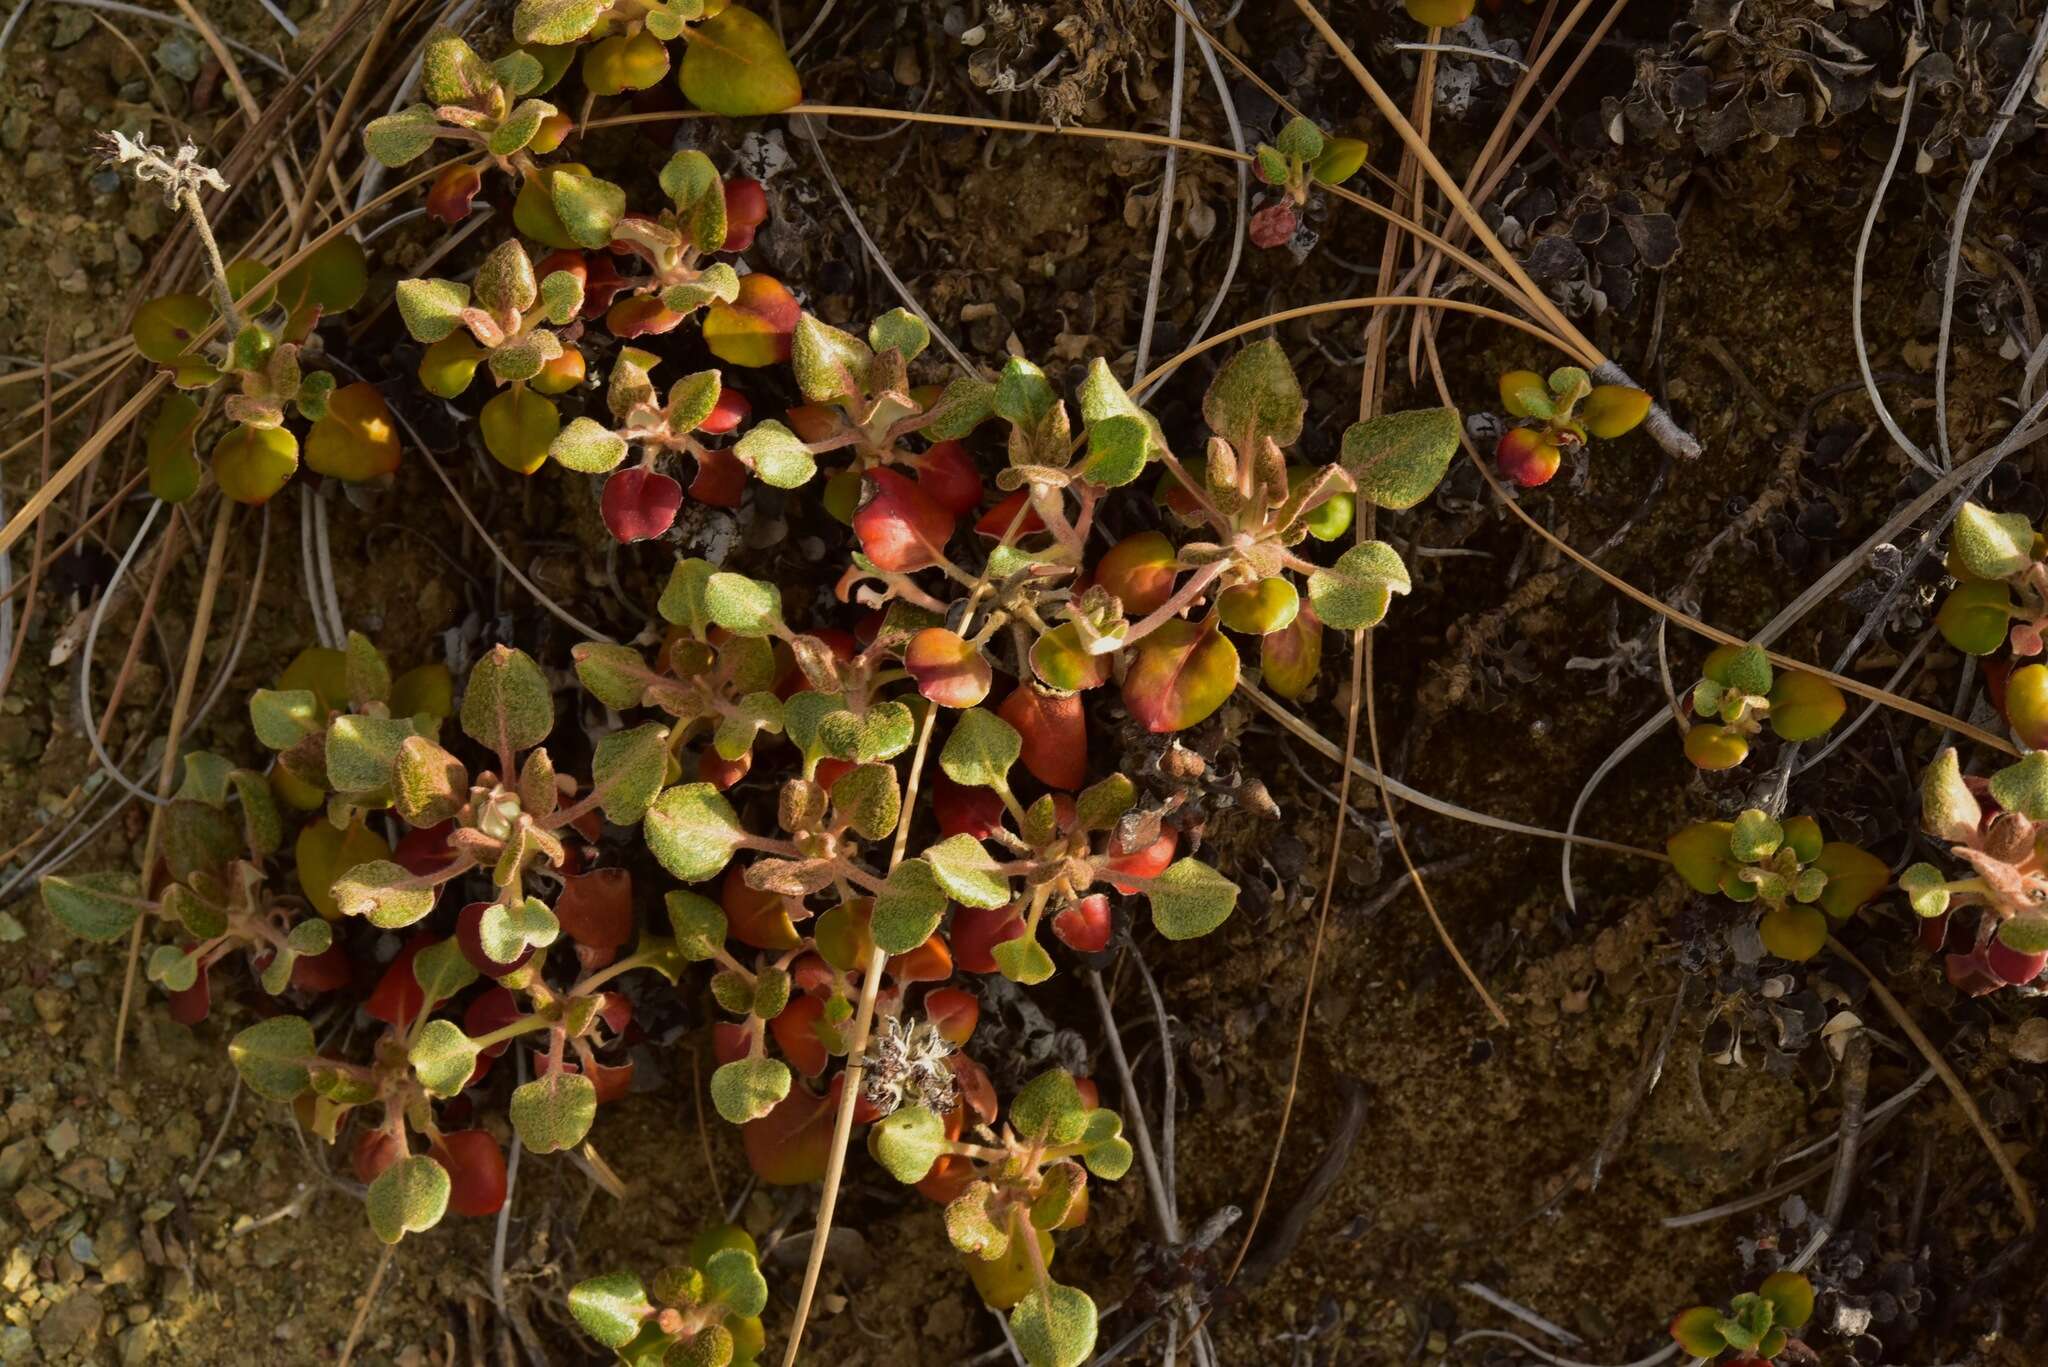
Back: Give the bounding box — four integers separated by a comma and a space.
601, 468, 684, 543
974, 489, 1047, 539
699, 387, 752, 436
722, 177, 768, 251
769, 992, 829, 1077
426, 164, 483, 225
950, 903, 1026, 974
365, 935, 433, 1028
166, 964, 211, 1025
854, 468, 956, 572
606, 295, 685, 338
432, 1130, 508, 1217
290, 942, 353, 993
1105, 827, 1177, 894
913, 440, 983, 516
353, 1128, 406, 1185
1051, 893, 1112, 952
998, 684, 1087, 790
925, 986, 979, 1044
1249, 201, 1297, 248
557, 868, 634, 952
888, 933, 953, 985
932, 773, 1006, 839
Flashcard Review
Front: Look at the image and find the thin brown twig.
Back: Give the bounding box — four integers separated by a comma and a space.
1826, 936, 2034, 1232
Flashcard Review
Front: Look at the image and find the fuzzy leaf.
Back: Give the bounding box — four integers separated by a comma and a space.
1307, 541, 1411, 630
1953, 502, 2035, 580
367, 1154, 451, 1244
645, 783, 747, 882
1010, 1069, 1088, 1145
549, 417, 627, 474
925, 376, 996, 439
941, 708, 1021, 789
659, 557, 718, 637
711, 1056, 792, 1125
549, 168, 626, 249
480, 896, 560, 964
327, 714, 417, 796
249, 688, 323, 749
831, 762, 901, 841
1922, 747, 1982, 844
868, 1103, 946, 1183
735, 420, 816, 489
702, 1247, 768, 1317
666, 890, 728, 959
587, 722, 667, 824
871, 859, 947, 953
332, 859, 435, 928
410, 1019, 482, 1098
363, 105, 440, 167
1146, 858, 1238, 940
394, 735, 466, 826
1203, 338, 1303, 457
924, 834, 1009, 909
411, 937, 480, 1011
568, 1272, 653, 1350
791, 315, 872, 405
394, 276, 470, 343
704, 572, 783, 636
462, 645, 553, 760
1991, 752, 2048, 820
228, 1015, 316, 1100
510, 1070, 599, 1153
1009, 1282, 1096, 1367
40, 872, 147, 942
1341, 407, 1459, 510
869, 307, 930, 362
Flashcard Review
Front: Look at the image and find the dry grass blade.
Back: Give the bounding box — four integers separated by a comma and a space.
113, 498, 235, 1072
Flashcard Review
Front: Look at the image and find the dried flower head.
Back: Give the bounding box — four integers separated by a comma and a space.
96, 130, 230, 203
862, 1014, 957, 1118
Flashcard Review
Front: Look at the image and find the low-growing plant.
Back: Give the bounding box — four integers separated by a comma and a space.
1669, 1270, 1816, 1361
1492, 364, 1652, 488
1246, 115, 1367, 249
109, 132, 381, 504
1667, 808, 1886, 960
1682, 642, 1847, 771
1901, 747, 2048, 993
570, 1225, 770, 1365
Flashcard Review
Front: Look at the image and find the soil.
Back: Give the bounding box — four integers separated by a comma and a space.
3, 0, 2046, 1364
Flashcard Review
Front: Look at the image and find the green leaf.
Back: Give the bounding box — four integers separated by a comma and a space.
148, 944, 201, 993
1010, 1069, 1089, 1145
665, 890, 728, 959
40, 872, 147, 942
228, 1015, 316, 1100
362, 105, 440, 168
791, 314, 872, 405
1898, 862, 1950, 919
869, 307, 930, 362
924, 834, 1010, 908
249, 688, 323, 749
366, 1154, 451, 1244
332, 859, 435, 928
394, 276, 469, 343
941, 707, 1021, 789
659, 557, 718, 636
1953, 502, 2035, 580
991, 934, 1054, 985
711, 1056, 792, 1124
1340, 407, 1459, 510
1146, 858, 1238, 940
925, 375, 996, 439
549, 417, 627, 474
568, 1272, 653, 1350
326, 714, 417, 796
993, 356, 1058, 428
1307, 541, 1411, 630
412, 937, 480, 1011
868, 1103, 947, 1183
479, 895, 560, 963
550, 168, 626, 249
488, 97, 556, 156
394, 735, 466, 827
593, 722, 671, 824
1078, 1109, 1133, 1179
409, 1019, 481, 1098
831, 762, 901, 841
1728, 808, 1784, 863
645, 783, 747, 882
510, 1070, 599, 1153
702, 1247, 768, 1317
871, 859, 947, 953
704, 572, 783, 636
735, 420, 816, 489
1075, 775, 1135, 831
1273, 115, 1324, 161
677, 4, 804, 116
1202, 338, 1303, 456
1991, 751, 2048, 820
462, 645, 553, 760
1922, 746, 1982, 844
649, 374, 716, 442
